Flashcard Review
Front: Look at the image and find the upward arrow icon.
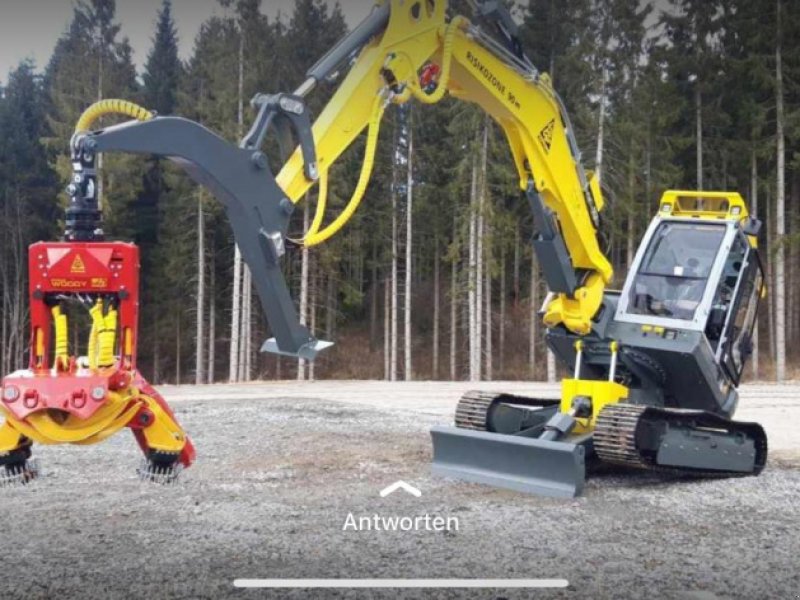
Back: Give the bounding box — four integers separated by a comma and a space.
379, 481, 422, 498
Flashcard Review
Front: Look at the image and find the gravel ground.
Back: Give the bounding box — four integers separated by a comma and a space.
0, 381, 798, 600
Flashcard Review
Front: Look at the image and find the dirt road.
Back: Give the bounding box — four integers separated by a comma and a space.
1, 381, 797, 600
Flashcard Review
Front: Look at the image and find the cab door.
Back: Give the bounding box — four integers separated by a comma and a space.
714, 237, 764, 385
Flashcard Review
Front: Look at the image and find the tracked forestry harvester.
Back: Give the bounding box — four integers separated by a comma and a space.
1, 0, 767, 496
431, 191, 767, 496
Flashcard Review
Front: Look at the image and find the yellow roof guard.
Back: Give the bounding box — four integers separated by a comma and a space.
658, 190, 749, 223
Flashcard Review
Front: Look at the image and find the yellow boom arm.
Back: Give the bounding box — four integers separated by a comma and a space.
278, 0, 612, 335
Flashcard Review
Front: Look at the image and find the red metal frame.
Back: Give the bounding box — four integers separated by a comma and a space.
1, 240, 195, 468
28, 241, 140, 370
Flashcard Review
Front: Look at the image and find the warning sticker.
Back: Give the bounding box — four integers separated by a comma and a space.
70, 254, 86, 274
538, 119, 555, 153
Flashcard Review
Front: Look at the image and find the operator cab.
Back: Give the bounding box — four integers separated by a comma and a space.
615, 192, 763, 385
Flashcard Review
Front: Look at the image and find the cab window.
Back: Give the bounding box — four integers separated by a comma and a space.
628, 222, 726, 321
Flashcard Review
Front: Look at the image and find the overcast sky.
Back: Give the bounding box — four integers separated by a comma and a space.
0, 1, 670, 85
0, 0, 376, 84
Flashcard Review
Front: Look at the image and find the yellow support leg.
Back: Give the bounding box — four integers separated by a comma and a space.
0, 418, 27, 455
138, 392, 188, 454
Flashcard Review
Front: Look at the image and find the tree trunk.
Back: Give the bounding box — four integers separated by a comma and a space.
751, 148, 759, 380
477, 123, 492, 379
298, 201, 310, 381
513, 228, 520, 309
626, 147, 636, 270
390, 184, 398, 382
547, 348, 557, 383
499, 245, 506, 378
309, 261, 317, 381
530, 251, 538, 379
207, 244, 216, 384
239, 266, 251, 381
775, 0, 786, 381
326, 274, 335, 339
475, 122, 488, 380
450, 215, 458, 381
369, 244, 378, 352
229, 29, 245, 383
384, 277, 390, 380
468, 152, 478, 382
485, 248, 492, 381
175, 313, 181, 384
695, 85, 703, 191
404, 125, 413, 381
766, 185, 776, 363
195, 192, 205, 384
229, 245, 242, 382
595, 64, 607, 183
432, 236, 440, 379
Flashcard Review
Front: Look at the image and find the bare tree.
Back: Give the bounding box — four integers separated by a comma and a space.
468, 152, 478, 381
239, 266, 252, 381
404, 125, 413, 381
529, 251, 538, 379
298, 202, 310, 381
229, 28, 245, 383
595, 63, 607, 184
195, 191, 205, 384
695, 85, 703, 190
485, 248, 492, 381
309, 260, 317, 381
450, 215, 458, 380
384, 278, 390, 380
775, 0, 786, 381
475, 122, 488, 380
499, 246, 506, 377
390, 183, 398, 381
207, 242, 216, 383
751, 149, 759, 379
432, 236, 440, 379
547, 349, 557, 383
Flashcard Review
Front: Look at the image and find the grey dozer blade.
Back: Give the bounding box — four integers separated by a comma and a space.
430, 426, 586, 498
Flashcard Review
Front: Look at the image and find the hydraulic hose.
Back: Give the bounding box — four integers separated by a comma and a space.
97, 306, 118, 368
303, 93, 386, 248
74, 99, 153, 133
301, 17, 465, 247
307, 170, 329, 239
88, 301, 104, 370
51, 305, 69, 368
399, 16, 465, 105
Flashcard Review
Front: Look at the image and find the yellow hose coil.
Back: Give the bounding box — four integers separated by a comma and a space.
74, 99, 154, 133
88, 301, 104, 370
303, 93, 386, 247
51, 306, 69, 368
395, 16, 465, 106
97, 306, 118, 368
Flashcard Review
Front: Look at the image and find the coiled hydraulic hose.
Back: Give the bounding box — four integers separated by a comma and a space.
97, 305, 118, 368
88, 300, 104, 370
51, 305, 69, 368
303, 92, 387, 247
406, 16, 464, 104
74, 99, 153, 133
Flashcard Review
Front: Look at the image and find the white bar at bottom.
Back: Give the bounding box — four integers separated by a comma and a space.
233, 579, 568, 589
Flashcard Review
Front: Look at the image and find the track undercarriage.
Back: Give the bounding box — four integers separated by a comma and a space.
432, 388, 768, 498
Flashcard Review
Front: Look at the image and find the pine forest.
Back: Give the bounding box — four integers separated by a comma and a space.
1, 0, 799, 385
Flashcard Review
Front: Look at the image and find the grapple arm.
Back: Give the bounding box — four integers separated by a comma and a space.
74, 117, 329, 360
